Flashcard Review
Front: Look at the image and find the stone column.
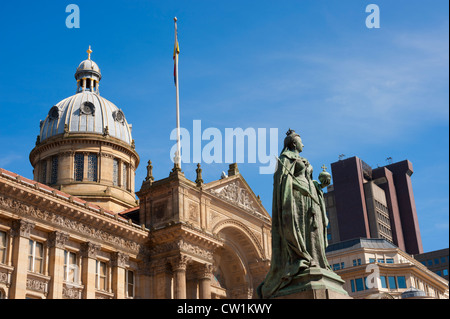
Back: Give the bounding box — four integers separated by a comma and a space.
170, 255, 189, 299
80, 242, 100, 299
198, 264, 214, 299
111, 251, 129, 299
9, 220, 35, 299
47, 231, 69, 299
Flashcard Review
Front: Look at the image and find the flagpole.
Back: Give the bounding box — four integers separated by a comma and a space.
174, 17, 181, 170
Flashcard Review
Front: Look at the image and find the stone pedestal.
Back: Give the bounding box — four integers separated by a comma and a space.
272, 268, 352, 299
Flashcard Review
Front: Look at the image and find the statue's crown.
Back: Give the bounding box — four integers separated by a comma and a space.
286, 128, 296, 136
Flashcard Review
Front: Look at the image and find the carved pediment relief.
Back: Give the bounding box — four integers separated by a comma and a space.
210, 181, 256, 212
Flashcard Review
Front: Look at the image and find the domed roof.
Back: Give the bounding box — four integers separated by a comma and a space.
76, 59, 101, 75
40, 91, 133, 145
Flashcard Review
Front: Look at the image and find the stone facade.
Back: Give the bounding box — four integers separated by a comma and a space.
0, 164, 271, 299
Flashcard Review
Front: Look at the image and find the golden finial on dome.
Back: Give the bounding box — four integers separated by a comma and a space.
87, 45, 92, 60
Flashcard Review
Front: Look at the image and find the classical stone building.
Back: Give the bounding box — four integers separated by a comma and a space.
0, 49, 271, 299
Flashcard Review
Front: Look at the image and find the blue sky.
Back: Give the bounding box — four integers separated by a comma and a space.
0, 1, 448, 252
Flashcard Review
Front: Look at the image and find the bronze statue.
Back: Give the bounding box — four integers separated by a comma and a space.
258, 129, 333, 299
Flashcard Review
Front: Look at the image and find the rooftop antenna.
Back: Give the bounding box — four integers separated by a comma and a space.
386, 157, 393, 165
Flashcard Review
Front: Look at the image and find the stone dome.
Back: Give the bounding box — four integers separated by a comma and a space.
40, 91, 133, 145
39, 46, 132, 146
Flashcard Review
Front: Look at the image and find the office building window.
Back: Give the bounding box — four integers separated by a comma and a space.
443, 269, 448, 276
0, 231, 7, 264
397, 276, 407, 289
380, 276, 388, 288
64, 250, 78, 283
28, 240, 44, 274
74, 153, 84, 181
126, 269, 135, 298
95, 260, 107, 291
355, 278, 364, 292
87, 154, 98, 182
388, 276, 397, 289
113, 159, 119, 186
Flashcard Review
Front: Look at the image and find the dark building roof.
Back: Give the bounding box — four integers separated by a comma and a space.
326, 237, 398, 253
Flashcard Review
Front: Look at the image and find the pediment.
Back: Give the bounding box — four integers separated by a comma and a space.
205, 175, 270, 221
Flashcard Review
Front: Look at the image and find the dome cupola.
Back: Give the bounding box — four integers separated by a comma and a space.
30, 47, 139, 213
75, 46, 102, 94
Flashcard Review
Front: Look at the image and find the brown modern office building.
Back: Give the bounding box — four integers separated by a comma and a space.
325, 156, 423, 255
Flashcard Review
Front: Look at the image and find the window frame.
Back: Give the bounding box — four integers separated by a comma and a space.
28, 239, 44, 274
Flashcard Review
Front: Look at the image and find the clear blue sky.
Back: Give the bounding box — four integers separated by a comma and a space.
0, 1, 448, 252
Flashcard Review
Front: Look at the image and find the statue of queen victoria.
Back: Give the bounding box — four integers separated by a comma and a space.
258, 129, 349, 299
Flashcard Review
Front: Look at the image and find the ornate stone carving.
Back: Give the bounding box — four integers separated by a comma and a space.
11, 219, 35, 239
47, 231, 69, 249
62, 285, 82, 299
26, 278, 47, 293
198, 263, 214, 280
169, 255, 190, 272
80, 242, 101, 259
0, 195, 142, 253
0, 270, 10, 286
211, 182, 255, 211
111, 251, 129, 268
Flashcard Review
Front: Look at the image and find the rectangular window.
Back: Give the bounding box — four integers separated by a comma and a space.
434, 258, 440, 265
443, 269, 448, 276
126, 270, 135, 298
0, 231, 6, 264
397, 276, 407, 289
377, 258, 385, 263
113, 159, 119, 186
96, 260, 107, 291
64, 250, 77, 283
355, 278, 364, 291
380, 276, 387, 288
40, 161, 47, 183
50, 156, 58, 184
74, 153, 84, 181
87, 154, 98, 182
386, 258, 394, 264
369, 258, 376, 263
350, 279, 355, 293
28, 240, 44, 274
388, 276, 397, 289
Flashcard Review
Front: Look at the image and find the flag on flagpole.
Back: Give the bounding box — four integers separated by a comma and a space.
173, 22, 180, 86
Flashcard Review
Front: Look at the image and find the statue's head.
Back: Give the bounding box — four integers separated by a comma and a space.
284, 129, 304, 153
